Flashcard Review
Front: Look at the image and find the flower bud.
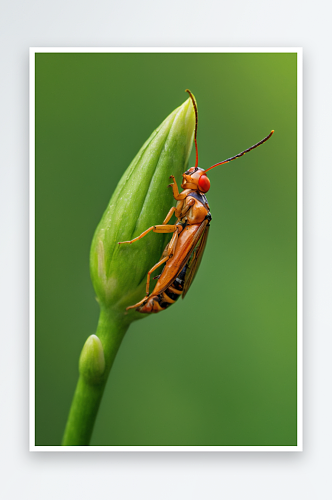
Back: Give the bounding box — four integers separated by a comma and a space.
90, 96, 195, 316
79, 335, 105, 385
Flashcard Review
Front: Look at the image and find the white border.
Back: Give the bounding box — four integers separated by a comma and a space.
29, 50, 36, 452
297, 50, 303, 453
29, 47, 303, 452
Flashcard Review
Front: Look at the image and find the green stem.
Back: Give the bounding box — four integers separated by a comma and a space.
62, 308, 129, 446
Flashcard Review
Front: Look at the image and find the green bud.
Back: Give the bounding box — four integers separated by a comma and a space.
79, 335, 106, 384
90, 95, 195, 317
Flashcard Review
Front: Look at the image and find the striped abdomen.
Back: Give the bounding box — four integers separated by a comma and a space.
137, 265, 187, 314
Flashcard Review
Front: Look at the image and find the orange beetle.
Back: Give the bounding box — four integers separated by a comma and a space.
119, 90, 274, 313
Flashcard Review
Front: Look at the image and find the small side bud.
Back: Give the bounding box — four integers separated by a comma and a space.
79, 335, 106, 385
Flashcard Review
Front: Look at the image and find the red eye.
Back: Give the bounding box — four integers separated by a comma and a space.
198, 174, 210, 193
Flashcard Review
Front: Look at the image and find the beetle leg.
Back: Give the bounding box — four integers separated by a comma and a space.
145, 255, 170, 295
167, 228, 179, 256
118, 226, 154, 244
144, 228, 179, 296
163, 206, 175, 224
180, 198, 195, 218
126, 295, 150, 310
168, 175, 187, 200
119, 224, 177, 245
152, 224, 177, 233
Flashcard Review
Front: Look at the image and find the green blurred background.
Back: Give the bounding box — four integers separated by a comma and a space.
35, 52, 297, 446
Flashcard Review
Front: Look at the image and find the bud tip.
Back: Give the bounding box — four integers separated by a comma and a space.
79, 334, 106, 384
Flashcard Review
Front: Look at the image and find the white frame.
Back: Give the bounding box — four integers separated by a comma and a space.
29, 47, 303, 452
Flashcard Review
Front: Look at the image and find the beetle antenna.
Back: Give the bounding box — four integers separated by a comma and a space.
185, 89, 199, 169
204, 130, 274, 173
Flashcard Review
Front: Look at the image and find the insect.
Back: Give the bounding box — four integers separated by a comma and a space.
119, 90, 274, 313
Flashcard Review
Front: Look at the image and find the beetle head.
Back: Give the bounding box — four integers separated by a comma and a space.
182, 91, 210, 194
181, 167, 211, 193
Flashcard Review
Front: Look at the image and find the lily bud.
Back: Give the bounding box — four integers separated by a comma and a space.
90, 96, 195, 317
79, 335, 105, 385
